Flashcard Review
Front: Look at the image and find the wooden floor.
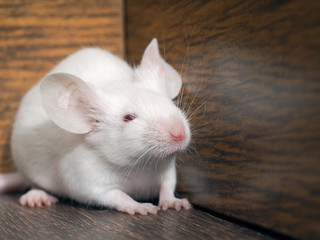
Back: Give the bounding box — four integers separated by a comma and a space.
0, 194, 276, 240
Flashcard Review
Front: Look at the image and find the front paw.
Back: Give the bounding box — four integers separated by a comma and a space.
117, 202, 160, 215
159, 197, 191, 211
106, 189, 160, 215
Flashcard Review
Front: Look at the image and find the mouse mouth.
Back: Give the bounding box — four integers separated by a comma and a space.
155, 142, 190, 160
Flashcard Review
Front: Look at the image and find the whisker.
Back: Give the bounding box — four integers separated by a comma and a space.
188, 103, 207, 127
138, 146, 157, 178
186, 81, 204, 116
185, 143, 202, 160
191, 122, 211, 132
178, 83, 192, 114
121, 145, 157, 184
175, 82, 185, 109
188, 100, 207, 122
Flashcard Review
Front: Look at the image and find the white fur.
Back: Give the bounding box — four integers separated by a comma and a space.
10, 39, 191, 212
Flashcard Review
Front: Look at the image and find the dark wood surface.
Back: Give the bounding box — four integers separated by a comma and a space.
125, 0, 320, 239
0, 0, 124, 172
0, 193, 276, 240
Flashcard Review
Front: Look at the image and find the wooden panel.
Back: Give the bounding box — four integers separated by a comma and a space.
0, 0, 124, 172
0, 194, 275, 240
125, 0, 320, 239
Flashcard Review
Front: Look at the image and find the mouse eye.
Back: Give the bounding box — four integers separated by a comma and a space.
123, 114, 136, 122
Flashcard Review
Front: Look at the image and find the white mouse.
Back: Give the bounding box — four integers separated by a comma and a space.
0, 39, 191, 215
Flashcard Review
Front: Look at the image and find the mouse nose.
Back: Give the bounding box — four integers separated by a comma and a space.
169, 131, 185, 142
167, 116, 186, 142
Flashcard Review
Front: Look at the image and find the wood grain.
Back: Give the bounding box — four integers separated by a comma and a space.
0, 193, 275, 240
0, 0, 124, 172
125, 0, 320, 239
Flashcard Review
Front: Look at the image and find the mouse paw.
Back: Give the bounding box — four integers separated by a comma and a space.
106, 189, 160, 215
19, 189, 58, 207
118, 202, 160, 215
159, 197, 191, 211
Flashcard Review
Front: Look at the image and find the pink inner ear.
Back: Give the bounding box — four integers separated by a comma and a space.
163, 61, 182, 99
57, 82, 79, 109
140, 38, 161, 68
40, 73, 96, 134
135, 38, 182, 99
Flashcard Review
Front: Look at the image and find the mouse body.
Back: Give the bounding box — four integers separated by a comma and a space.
1, 39, 191, 215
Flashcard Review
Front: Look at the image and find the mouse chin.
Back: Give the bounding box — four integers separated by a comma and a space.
165, 144, 189, 156
148, 140, 189, 159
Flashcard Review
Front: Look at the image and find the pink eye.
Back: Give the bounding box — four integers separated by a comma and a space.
123, 114, 136, 122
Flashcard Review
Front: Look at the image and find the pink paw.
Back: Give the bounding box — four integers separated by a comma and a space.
117, 202, 160, 215
19, 189, 58, 207
108, 189, 160, 215
159, 197, 191, 211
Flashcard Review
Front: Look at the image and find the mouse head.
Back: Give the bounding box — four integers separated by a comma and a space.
40, 39, 191, 167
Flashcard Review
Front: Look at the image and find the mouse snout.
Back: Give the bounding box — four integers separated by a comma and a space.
148, 113, 190, 155
167, 116, 187, 143
168, 124, 186, 142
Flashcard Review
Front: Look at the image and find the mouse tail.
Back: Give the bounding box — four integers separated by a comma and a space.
0, 172, 30, 193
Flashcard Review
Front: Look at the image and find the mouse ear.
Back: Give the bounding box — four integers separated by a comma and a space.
40, 73, 100, 134
135, 38, 182, 99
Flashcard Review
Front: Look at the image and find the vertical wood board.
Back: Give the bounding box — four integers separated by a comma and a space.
0, 0, 124, 172
125, 1, 320, 239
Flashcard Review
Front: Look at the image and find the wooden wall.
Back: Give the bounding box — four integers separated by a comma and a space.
0, 0, 124, 172
125, 0, 320, 239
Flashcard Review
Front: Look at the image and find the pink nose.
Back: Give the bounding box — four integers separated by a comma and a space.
170, 131, 185, 141
167, 116, 186, 142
